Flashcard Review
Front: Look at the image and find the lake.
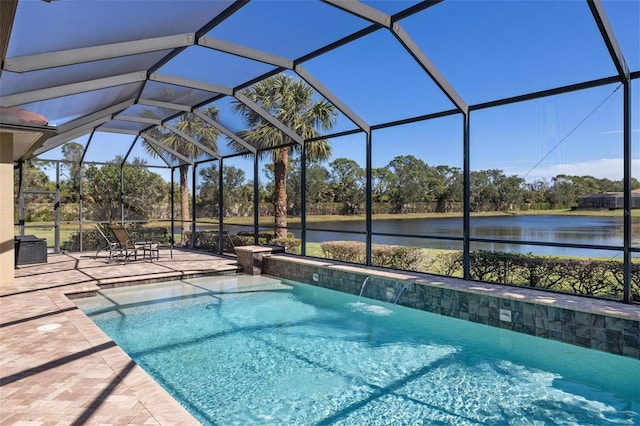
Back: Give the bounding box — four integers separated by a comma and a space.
298, 215, 640, 258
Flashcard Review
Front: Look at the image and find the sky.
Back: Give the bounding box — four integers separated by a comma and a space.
36, 0, 640, 186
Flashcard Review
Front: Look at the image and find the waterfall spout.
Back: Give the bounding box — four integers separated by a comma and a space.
357, 276, 407, 305
357, 276, 370, 303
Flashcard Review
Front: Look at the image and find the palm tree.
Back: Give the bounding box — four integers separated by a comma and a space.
230, 74, 337, 239
144, 105, 220, 243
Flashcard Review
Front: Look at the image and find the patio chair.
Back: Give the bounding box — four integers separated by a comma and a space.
94, 224, 122, 263
108, 224, 144, 263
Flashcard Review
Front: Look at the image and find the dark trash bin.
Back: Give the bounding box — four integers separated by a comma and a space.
15, 235, 48, 266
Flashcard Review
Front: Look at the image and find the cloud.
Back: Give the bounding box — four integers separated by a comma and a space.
513, 158, 640, 182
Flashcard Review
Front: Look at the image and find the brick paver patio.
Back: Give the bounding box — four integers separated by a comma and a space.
1, 249, 239, 425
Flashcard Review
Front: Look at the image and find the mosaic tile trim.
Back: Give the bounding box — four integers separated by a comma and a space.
263, 255, 640, 360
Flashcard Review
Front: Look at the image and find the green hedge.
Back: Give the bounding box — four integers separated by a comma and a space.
433, 250, 640, 301
319, 243, 638, 301
320, 241, 423, 271
126, 224, 170, 244
183, 230, 301, 254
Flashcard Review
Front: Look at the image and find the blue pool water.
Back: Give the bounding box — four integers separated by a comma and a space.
73, 275, 640, 425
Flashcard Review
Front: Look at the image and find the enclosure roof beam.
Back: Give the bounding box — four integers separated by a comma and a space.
193, 109, 256, 154
3, 34, 195, 73
391, 23, 468, 114
122, 135, 138, 165
321, 0, 466, 114
149, 72, 234, 96
163, 123, 220, 159
392, 1, 444, 22
141, 133, 193, 165
97, 127, 140, 135
138, 98, 192, 112
198, 36, 294, 69
295, 64, 370, 133
141, 137, 172, 167
322, 0, 391, 28
0, 72, 146, 107
587, 0, 629, 81
78, 132, 95, 164
470, 75, 621, 111
113, 114, 162, 126
33, 116, 111, 155
57, 99, 135, 133
233, 91, 304, 145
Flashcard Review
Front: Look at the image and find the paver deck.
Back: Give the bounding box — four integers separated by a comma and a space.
1, 248, 240, 425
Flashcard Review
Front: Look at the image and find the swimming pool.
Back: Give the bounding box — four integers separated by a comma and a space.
73, 274, 640, 425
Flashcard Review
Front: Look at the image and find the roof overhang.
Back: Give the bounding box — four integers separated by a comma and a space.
0, 123, 55, 162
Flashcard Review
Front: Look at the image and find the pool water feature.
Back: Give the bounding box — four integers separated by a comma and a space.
73, 275, 640, 425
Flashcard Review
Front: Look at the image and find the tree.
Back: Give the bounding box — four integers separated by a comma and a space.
285, 157, 332, 216
60, 142, 85, 202
434, 165, 462, 213
144, 105, 220, 242
305, 163, 332, 204
198, 163, 251, 217
496, 174, 525, 210
372, 167, 393, 203
84, 157, 167, 222
329, 158, 364, 214
230, 74, 337, 238
525, 178, 551, 209
14, 160, 52, 220
547, 174, 577, 209
387, 155, 437, 213
470, 169, 524, 212
14, 160, 50, 199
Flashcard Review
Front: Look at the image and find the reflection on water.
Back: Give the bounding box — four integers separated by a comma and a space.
304, 215, 640, 257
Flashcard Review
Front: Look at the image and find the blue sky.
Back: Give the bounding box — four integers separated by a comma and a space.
40, 0, 639, 185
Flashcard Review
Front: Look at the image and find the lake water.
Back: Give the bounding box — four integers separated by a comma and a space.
302, 215, 640, 258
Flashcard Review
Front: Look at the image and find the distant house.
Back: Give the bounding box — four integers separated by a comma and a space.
577, 189, 640, 209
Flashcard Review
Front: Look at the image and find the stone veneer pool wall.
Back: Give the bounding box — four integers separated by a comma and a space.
262, 254, 640, 360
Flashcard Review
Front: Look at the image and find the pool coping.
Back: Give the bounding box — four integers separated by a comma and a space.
262, 254, 640, 359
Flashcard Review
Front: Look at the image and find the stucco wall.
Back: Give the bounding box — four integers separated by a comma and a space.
0, 133, 14, 285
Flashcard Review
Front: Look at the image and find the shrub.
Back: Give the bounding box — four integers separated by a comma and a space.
126, 224, 170, 244
603, 261, 640, 302
62, 229, 101, 252
321, 241, 424, 270
468, 250, 512, 282
562, 259, 613, 297
183, 230, 235, 252
321, 241, 365, 264
423, 249, 637, 301
230, 234, 259, 247
509, 254, 566, 289
230, 231, 300, 254
184, 230, 302, 254
372, 244, 423, 271
269, 237, 301, 254
464, 250, 633, 300
434, 251, 463, 276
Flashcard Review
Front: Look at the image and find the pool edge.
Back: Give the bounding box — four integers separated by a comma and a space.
263, 254, 640, 360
